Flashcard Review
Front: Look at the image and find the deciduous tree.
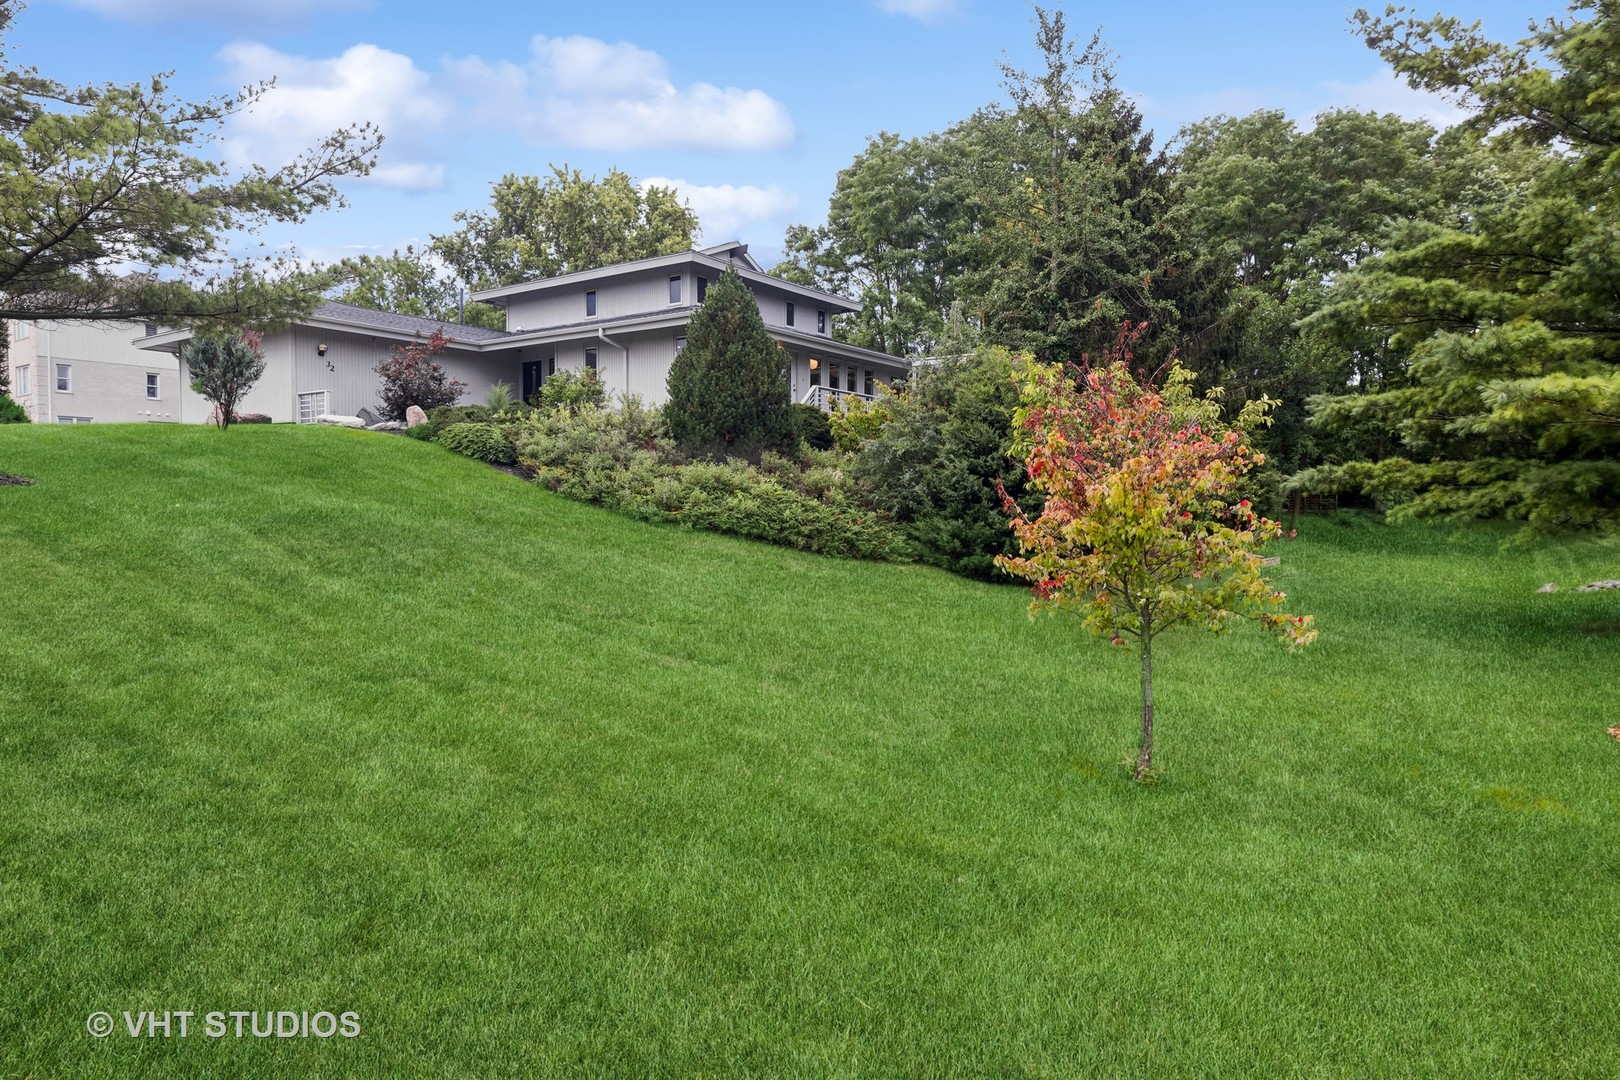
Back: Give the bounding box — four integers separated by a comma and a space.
432, 167, 698, 290
331, 245, 504, 331
998, 328, 1315, 781
375, 329, 465, 422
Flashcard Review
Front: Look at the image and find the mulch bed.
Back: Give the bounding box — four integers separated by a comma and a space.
0, 473, 34, 486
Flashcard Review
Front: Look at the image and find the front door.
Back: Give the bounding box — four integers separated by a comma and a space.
521, 361, 545, 405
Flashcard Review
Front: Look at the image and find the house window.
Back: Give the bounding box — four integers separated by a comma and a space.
297, 390, 329, 424
675, 336, 686, 353
12, 320, 29, 340
846, 365, 857, 391
818, 310, 827, 334
669, 276, 682, 304
786, 302, 795, 327
547, 357, 556, 376
57, 415, 92, 424
586, 291, 597, 317
864, 370, 875, 396
146, 372, 160, 399
809, 357, 820, 387
56, 364, 71, 392
144, 323, 158, 337
697, 277, 708, 302
585, 348, 598, 371
828, 363, 839, 390
14, 365, 29, 396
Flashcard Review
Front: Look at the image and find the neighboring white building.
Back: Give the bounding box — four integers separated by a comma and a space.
4, 318, 180, 423
134, 241, 911, 423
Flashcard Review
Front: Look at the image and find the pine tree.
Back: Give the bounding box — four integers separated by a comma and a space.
665, 270, 793, 456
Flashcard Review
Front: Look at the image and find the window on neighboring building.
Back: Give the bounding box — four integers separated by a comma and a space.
864, 370, 875, 396
57, 415, 92, 424
818, 309, 827, 334
297, 390, 329, 424
586, 290, 597, 317
675, 336, 687, 353
146, 372, 160, 399
56, 364, 71, 392
585, 347, 598, 371
669, 276, 682, 304
144, 323, 158, 337
14, 364, 29, 397
13, 320, 30, 340
808, 357, 820, 387
697, 277, 708, 302
786, 302, 795, 327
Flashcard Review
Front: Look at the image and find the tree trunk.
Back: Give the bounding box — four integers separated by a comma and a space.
1135, 609, 1154, 782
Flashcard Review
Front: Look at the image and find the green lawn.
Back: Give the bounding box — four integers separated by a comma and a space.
2, 423, 1617, 1078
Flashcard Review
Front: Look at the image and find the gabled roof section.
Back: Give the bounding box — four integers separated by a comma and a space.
469, 244, 858, 315
309, 301, 514, 342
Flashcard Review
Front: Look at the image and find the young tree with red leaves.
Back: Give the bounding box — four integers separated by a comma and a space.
374, 329, 466, 422
998, 330, 1316, 781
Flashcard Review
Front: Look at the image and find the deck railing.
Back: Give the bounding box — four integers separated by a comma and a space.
799, 384, 876, 412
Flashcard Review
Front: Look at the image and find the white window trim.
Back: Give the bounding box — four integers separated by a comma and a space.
146, 372, 161, 400
57, 415, 92, 424
14, 364, 30, 397
55, 363, 71, 393
297, 389, 331, 424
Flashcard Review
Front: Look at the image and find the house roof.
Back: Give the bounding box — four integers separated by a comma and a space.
470, 244, 859, 314
308, 301, 514, 342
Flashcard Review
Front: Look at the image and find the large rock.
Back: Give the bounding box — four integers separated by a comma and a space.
315, 413, 367, 429
405, 405, 428, 428
367, 421, 406, 432
356, 406, 382, 426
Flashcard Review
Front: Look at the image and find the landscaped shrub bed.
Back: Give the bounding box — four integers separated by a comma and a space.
477, 400, 912, 561
437, 421, 516, 464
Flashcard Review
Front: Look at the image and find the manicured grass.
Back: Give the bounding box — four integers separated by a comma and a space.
1, 423, 1617, 1078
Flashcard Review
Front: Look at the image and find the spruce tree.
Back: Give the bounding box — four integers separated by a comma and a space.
665, 270, 793, 456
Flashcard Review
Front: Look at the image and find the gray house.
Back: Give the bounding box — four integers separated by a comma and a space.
136, 242, 909, 424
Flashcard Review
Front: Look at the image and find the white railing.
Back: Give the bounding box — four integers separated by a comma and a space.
799, 384, 875, 412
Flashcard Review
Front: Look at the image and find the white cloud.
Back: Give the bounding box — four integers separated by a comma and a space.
876, 0, 962, 20
218, 42, 450, 191
1318, 71, 1469, 130
640, 178, 799, 244
62, 0, 370, 26
447, 35, 795, 152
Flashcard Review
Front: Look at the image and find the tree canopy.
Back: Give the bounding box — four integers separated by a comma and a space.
0, 1, 379, 328
1297, 1, 1620, 534
331, 245, 504, 331
432, 166, 699, 290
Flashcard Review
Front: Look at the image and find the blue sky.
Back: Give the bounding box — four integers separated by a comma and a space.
9, 0, 1544, 271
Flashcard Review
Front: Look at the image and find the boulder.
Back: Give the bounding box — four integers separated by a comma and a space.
367, 421, 406, 432
405, 405, 428, 428
315, 413, 367, 429
356, 406, 382, 426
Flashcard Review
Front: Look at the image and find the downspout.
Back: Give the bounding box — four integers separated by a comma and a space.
42, 323, 52, 423
598, 327, 628, 401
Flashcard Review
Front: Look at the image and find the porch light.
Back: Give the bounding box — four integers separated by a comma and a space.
317, 343, 328, 356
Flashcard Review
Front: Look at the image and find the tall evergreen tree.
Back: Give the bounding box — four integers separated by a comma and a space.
1298, 1, 1620, 534
665, 271, 793, 456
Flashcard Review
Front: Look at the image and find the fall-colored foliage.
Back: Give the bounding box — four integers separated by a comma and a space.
998, 326, 1316, 780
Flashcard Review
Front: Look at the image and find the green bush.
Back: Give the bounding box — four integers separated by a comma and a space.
0, 393, 29, 424
790, 403, 834, 451
426, 404, 492, 433
404, 422, 436, 441
534, 368, 607, 415
512, 404, 907, 561
437, 422, 516, 464
485, 381, 515, 413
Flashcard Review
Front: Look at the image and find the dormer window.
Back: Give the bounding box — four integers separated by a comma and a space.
818, 309, 827, 334
669, 276, 682, 304
586, 290, 597, 317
